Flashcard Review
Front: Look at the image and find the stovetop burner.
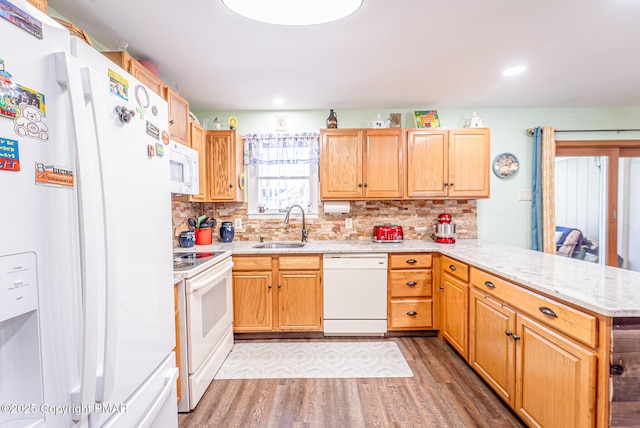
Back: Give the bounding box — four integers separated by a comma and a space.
173, 251, 228, 273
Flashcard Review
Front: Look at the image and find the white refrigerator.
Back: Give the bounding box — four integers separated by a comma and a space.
0, 1, 178, 427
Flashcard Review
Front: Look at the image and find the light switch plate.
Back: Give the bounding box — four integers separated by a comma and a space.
345, 218, 353, 229
234, 218, 242, 229
518, 190, 533, 201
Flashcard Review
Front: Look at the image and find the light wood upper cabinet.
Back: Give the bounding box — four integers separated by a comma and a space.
188, 122, 207, 202
320, 128, 403, 200
102, 51, 165, 96
206, 130, 244, 202
27, 0, 47, 13
164, 87, 189, 146
406, 128, 490, 199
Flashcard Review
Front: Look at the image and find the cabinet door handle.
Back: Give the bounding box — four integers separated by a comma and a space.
358, 183, 363, 187
406, 281, 417, 286
406, 259, 417, 264
268, 284, 272, 289
169, 119, 174, 125
450, 182, 454, 187
229, 183, 233, 188
505, 330, 513, 336
484, 281, 495, 288
407, 311, 417, 316
449, 265, 456, 271
363, 183, 368, 187
444, 182, 448, 186
539, 306, 558, 318
278, 284, 282, 288
439, 285, 444, 290
512, 334, 521, 340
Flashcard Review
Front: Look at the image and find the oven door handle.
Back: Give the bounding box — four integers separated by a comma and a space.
189, 264, 233, 293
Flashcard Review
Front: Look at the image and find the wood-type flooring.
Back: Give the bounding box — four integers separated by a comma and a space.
178, 336, 526, 428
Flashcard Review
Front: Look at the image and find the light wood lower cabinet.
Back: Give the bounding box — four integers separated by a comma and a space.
468, 267, 598, 428
173, 282, 181, 402
440, 255, 470, 360
232, 255, 322, 332
388, 253, 433, 330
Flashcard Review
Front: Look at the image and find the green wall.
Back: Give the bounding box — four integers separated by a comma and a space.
192, 107, 640, 249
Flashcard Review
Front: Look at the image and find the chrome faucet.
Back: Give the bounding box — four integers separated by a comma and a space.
284, 205, 308, 242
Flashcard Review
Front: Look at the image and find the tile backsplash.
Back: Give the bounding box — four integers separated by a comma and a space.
172, 198, 476, 246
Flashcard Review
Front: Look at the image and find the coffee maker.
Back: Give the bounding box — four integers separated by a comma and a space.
432, 213, 457, 243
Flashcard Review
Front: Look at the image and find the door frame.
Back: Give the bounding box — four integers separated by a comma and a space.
556, 140, 640, 267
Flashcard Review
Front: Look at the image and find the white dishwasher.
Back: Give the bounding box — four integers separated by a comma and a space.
323, 253, 388, 335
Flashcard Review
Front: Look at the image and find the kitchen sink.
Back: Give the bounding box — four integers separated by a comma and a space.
252, 242, 306, 249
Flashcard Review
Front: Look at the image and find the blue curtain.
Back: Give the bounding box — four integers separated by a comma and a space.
531, 127, 543, 251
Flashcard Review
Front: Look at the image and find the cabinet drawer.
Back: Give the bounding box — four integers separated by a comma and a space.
278, 255, 321, 270
389, 271, 432, 297
232, 256, 272, 271
441, 255, 469, 282
389, 299, 433, 329
389, 253, 432, 269
470, 268, 598, 348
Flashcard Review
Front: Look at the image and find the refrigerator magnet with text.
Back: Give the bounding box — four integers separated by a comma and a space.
156, 143, 165, 156
135, 85, 149, 119
108, 69, 129, 101
147, 144, 155, 157
35, 162, 75, 188
161, 130, 169, 145
0, 137, 20, 171
0, 0, 43, 39
146, 121, 159, 140
14, 103, 48, 141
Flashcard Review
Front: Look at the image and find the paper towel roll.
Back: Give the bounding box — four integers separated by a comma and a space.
323, 201, 351, 214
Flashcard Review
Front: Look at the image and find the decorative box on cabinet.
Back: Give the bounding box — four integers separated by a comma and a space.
440, 255, 470, 359
232, 255, 322, 332
387, 253, 434, 330
164, 87, 190, 146
102, 51, 165, 96
320, 128, 403, 200
206, 130, 244, 202
27, 0, 47, 12
406, 128, 490, 199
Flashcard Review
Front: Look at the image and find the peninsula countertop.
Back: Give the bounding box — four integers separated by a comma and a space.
177, 239, 640, 318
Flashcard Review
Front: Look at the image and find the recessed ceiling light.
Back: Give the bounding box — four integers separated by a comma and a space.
221, 0, 363, 26
273, 97, 284, 105
503, 65, 527, 76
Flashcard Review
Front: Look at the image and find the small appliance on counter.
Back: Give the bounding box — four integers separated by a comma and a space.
432, 213, 457, 243
372, 225, 404, 243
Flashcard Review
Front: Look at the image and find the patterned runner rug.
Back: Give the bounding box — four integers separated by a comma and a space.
214, 341, 413, 379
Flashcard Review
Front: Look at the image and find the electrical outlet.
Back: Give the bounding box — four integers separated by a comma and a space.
234, 218, 242, 229
518, 190, 533, 201
345, 218, 353, 229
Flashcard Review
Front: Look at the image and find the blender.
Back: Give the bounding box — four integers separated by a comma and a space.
432, 213, 457, 243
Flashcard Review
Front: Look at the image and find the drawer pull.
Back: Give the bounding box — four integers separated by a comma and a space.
539, 306, 558, 318
406, 311, 418, 316
268, 284, 272, 289
449, 265, 456, 271
512, 334, 521, 341
278, 284, 282, 288
505, 330, 513, 336
439, 285, 444, 290
484, 281, 495, 288
406, 259, 417, 264
406, 281, 417, 286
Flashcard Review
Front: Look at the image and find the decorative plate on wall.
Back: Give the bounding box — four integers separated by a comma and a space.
492, 153, 520, 178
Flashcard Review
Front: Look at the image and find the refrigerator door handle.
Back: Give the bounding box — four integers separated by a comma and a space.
136, 367, 179, 428
80, 65, 118, 403
55, 52, 102, 421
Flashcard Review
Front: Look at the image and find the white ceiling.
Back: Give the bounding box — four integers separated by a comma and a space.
47, 0, 640, 111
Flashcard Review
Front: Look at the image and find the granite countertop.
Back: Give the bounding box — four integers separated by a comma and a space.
180, 239, 640, 318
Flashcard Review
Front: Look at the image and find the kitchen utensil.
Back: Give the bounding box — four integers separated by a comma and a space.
197, 215, 207, 228
432, 213, 457, 243
188, 218, 197, 228
372, 225, 403, 242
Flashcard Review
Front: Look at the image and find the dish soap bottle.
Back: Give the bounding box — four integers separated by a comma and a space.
326, 109, 338, 128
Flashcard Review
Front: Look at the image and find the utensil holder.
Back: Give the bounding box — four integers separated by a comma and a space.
195, 227, 212, 245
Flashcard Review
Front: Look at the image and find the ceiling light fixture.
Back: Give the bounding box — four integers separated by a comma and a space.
221, 0, 363, 26
273, 97, 284, 105
503, 65, 527, 76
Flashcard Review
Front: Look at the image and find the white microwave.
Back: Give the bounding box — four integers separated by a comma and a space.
168, 141, 199, 195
